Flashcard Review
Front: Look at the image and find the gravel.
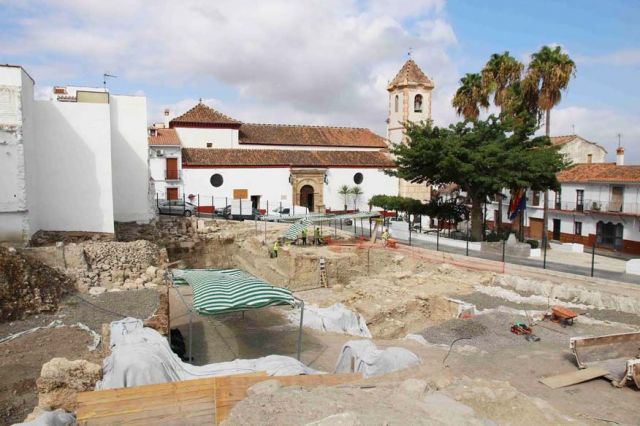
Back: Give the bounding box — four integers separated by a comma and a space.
0, 289, 160, 338
420, 311, 631, 351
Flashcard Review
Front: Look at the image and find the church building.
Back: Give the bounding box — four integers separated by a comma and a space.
148, 59, 435, 213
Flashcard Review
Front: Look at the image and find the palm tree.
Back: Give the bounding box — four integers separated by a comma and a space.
526, 45, 576, 249
481, 52, 524, 230
338, 185, 351, 211
351, 186, 363, 211
481, 52, 524, 109
526, 45, 576, 137
452, 73, 489, 120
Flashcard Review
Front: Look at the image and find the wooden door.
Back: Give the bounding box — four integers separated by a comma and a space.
552, 219, 561, 241
610, 186, 623, 212
166, 158, 178, 180
167, 188, 178, 200
529, 218, 544, 239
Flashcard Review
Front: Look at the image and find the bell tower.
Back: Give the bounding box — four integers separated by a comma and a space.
387, 58, 434, 201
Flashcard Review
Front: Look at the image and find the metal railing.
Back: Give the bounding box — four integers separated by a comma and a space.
550, 200, 640, 215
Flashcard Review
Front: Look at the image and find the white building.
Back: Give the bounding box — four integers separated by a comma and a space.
550, 134, 607, 165
148, 59, 436, 213
0, 65, 153, 244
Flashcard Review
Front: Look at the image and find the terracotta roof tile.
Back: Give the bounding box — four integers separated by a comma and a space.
170, 103, 241, 126
388, 59, 434, 89
239, 124, 388, 148
148, 128, 181, 146
550, 135, 577, 146
558, 163, 640, 183
182, 148, 396, 168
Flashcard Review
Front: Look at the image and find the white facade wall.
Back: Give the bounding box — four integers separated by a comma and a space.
176, 127, 238, 149
0, 66, 33, 242
559, 140, 607, 164
33, 101, 115, 233
324, 168, 398, 211
180, 167, 398, 211
182, 167, 291, 208
110, 95, 153, 223
149, 145, 182, 199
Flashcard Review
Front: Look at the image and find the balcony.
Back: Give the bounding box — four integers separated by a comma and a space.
165, 169, 181, 181
551, 199, 640, 216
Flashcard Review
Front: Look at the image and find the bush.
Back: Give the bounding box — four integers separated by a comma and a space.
525, 239, 539, 249
486, 232, 501, 242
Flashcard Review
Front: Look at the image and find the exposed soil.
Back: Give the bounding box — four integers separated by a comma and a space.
0, 327, 102, 426
0, 289, 160, 338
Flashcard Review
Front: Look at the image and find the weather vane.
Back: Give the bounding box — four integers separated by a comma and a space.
408, 47, 413, 58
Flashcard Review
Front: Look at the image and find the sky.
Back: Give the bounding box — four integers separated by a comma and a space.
1, 0, 638, 161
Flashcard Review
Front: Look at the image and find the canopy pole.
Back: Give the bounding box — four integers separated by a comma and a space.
171, 280, 194, 363
294, 296, 304, 361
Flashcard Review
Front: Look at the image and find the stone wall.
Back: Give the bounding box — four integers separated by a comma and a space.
0, 246, 74, 321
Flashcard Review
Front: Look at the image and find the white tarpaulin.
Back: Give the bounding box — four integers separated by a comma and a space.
13, 409, 75, 426
287, 303, 372, 338
97, 318, 320, 390
334, 340, 421, 378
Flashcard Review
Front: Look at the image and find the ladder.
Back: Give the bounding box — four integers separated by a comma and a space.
319, 258, 328, 288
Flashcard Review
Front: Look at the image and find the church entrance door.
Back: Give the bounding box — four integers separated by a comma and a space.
300, 185, 314, 212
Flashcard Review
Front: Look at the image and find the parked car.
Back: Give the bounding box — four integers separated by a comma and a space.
157, 200, 196, 217
271, 205, 309, 215
215, 205, 231, 216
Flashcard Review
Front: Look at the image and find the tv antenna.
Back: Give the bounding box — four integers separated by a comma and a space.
103, 73, 117, 89
617, 133, 622, 148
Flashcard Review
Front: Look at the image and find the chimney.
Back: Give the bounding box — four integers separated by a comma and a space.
616, 147, 625, 166
163, 108, 170, 128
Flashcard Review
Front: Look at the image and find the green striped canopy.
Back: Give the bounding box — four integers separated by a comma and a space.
283, 218, 313, 241
171, 269, 294, 315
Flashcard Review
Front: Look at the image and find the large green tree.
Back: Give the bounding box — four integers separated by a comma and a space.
390, 116, 565, 241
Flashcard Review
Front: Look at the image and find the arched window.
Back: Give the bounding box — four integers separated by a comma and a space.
414, 94, 423, 112
394, 95, 399, 113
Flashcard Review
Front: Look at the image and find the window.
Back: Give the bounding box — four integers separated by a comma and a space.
554, 190, 561, 209
206, 142, 213, 148
394, 95, 399, 113
210, 173, 223, 187
414, 94, 423, 112
587, 154, 593, 164
353, 172, 363, 184
532, 191, 540, 206
574, 221, 582, 236
576, 189, 584, 212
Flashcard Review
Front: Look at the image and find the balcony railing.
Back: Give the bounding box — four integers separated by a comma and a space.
551, 199, 639, 215
165, 169, 181, 180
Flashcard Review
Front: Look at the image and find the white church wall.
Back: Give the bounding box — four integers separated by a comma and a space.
110, 95, 153, 223
182, 167, 291, 208
176, 127, 238, 149
34, 100, 115, 234
324, 168, 398, 211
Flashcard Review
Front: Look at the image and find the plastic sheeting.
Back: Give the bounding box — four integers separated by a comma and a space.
287, 303, 372, 338
13, 409, 75, 426
334, 340, 421, 378
97, 318, 319, 390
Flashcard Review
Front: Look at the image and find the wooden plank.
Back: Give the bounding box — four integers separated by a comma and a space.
539, 367, 609, 389
214, 373, 363, 424
77, 372, 267, 425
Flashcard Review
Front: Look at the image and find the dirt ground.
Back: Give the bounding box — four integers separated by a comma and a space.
0, 289, 160, 425
0, 327, 102, 425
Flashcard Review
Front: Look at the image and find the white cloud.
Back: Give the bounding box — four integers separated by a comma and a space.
2, 0, 459, 135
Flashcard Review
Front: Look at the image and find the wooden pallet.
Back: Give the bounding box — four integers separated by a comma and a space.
76, 372, 363, 425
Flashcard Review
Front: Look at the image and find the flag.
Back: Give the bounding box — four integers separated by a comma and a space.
508, 189, 527, 221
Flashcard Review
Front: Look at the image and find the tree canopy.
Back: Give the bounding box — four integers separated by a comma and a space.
389, 115, 566, 239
